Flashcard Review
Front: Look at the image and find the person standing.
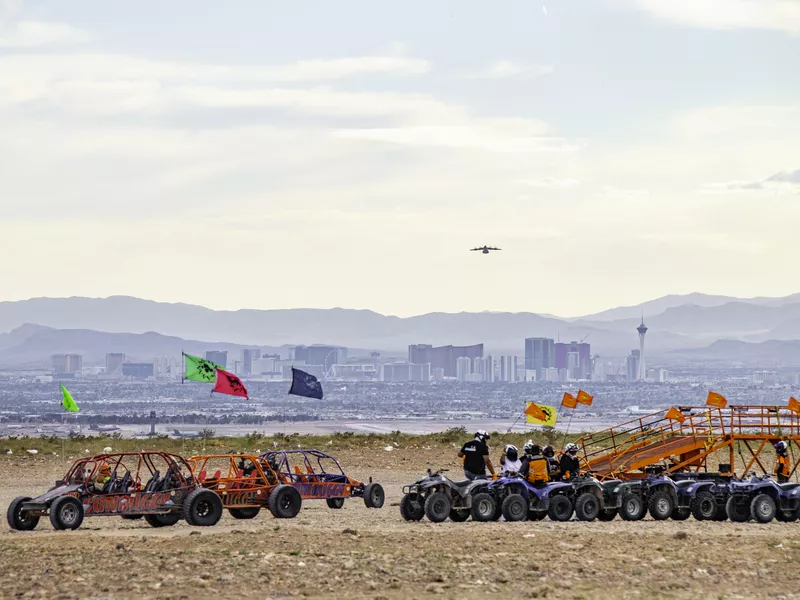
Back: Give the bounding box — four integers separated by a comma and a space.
458, 430, 496, 480
775, 441, 790, 483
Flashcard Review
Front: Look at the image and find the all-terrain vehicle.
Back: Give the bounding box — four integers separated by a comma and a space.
260, 449, 384, 509
725, 474, 800, 523
669, 472, 730, 521
487, 474, 575, 522
569, 475, 626, 521
188, 454, 302, 519
400, 468, 493, 522
7, 451, 222, 531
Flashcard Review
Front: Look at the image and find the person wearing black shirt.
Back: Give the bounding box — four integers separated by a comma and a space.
458, 430, 496, 480
560, 443, 581, 480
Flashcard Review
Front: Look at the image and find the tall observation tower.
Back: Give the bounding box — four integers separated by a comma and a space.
637, 315, 648, 380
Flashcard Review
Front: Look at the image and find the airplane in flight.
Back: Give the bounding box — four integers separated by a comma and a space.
470, 245, 501, 254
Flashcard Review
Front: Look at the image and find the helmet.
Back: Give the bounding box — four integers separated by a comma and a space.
565, 443, 579, 454
523, 440, 536, 455
475, 430, 491, 443
774, 441, 788, 454
505, 445, 519, 462
542, 445, 555, 457
99, 463, 111, 475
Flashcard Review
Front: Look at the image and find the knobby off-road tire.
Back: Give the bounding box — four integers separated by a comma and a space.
400, 494, 424, 521
575, 494, 600, 522
449, 508, 470, 522
144, 513, 181, 528
470, 493, 496, 522
690, 491, 717, 521
268, 485, 302, 519
49, 496, 84, 531
7, 497, 38, 531
229, 507, 260, 520
364, 483, 385, 509
326, 498, 345, 509
750, 494, 776, 523
424, 492, 451, 523
726, 496, 751, 523
776, 510, 798, 523
648, 491, 674, 521
548, 494, 573, 522
597, 508, 617, 521
501, 494, 527, 522
671, 507, 691, 521
183, 488, 223, 526
619, 493, 646, 521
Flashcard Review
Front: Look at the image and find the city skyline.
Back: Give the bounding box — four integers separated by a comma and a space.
1, 1, 799, 317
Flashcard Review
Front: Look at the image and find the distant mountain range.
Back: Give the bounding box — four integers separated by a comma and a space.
2, 292, 800, 364
669, 339, 800, 366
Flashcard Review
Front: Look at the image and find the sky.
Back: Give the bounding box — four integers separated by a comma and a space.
1, 0, 799, 318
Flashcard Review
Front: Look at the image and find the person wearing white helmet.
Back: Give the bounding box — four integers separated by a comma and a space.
560, 443, 581, 480
774, 440, 790, 483
458, 430, 496, 481
500, 444, 522, 475
519, 441, 549, 484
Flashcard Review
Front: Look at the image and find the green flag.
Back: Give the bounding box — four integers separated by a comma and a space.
183, 353, 223, 383
60, 385, 79, 413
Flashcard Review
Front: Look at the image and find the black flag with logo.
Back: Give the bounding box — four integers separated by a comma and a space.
289, 367, 324, 399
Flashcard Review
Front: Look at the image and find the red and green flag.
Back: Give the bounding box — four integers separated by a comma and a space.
213, 369, 248, 399
183, 353, 223, 383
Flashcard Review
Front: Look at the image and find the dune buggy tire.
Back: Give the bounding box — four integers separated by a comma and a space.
620, 493, 646, 521
268, 485, 302, 519
144, 513, 181, 528
750, 494, 776, 523
598, 508, 617, 521
449, 508, 470, 522
575, 494, 600, 522
671, 507, 691, 521
7, 496, 38, 531
690, 491, 717, 521
424, 492, 451, 523
400, 494, 424, 521
470, 493, 496, 522
648, 491, 674, 521
49, 496, 84, 531
364, 483, 385, 509
121, 514, 143, 520
326, 498, 345, 509
183, 488, 223, 526
726, 496, 751, 522
229, 507, 260, 520
501, 494, 528, 522
548, 494, 573, 522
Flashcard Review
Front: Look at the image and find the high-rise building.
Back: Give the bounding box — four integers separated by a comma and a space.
483, 356, 495, 382
555, 343, 568, 370
242, 349, 262, 376
382, 363, 430, 383
626, 349, 640, 382
205, 350, 227, 369
555, 341, 591, 379
456, 356, 472, 382
52, 354, 82, 374
567, 351, 580, 380
637, 317, 648, 381
122, 362, 154, 379
105, 353, 126, 374
408, 344, 483, 378
153, 356, 181, 379
292, 346, 347, 373
524, 338, 555, 381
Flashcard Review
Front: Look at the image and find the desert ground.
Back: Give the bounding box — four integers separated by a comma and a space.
1, 439, 799, 600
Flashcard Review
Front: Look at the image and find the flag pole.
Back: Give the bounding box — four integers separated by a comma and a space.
506, 413, 523, 434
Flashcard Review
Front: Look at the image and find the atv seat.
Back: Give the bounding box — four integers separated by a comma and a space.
675, 480, 695, 489
601, 480, 622, 488
144, 471, 160, 492
452, 480, 475, 488
780, 483, 800, 491
113, 472, 132, 493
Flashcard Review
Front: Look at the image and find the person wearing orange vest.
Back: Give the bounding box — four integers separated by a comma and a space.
774, 441, 790, 483
560, 444, 581, 480
519, 441, 549, 484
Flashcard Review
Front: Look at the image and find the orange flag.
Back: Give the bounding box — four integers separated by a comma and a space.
561, 392, 578, 409
706, 391, 727, 408
576, 390, 594, 406
789, 397, 800, 414
524, 402, 548, 421
665, 407, 685, 423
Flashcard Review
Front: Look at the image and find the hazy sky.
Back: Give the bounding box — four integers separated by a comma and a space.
1, 0, 799, 318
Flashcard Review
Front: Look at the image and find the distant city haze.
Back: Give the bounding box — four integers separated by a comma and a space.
1, 1, 799, 317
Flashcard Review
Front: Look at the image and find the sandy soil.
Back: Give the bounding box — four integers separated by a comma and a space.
2, 448, 800, 600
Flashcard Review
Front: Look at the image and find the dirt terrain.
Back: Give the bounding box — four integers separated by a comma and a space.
1, 445, 799, 600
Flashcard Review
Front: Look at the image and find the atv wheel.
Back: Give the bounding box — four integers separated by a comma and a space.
449, 508, 470, 522
598, 508, 617, 521
228, 507, 260, 520
326, 498, 345, 509
620, 493, 646, 521
492, 501, 503, 521
424, 492, 451, 523
575, 494, 600, 522
49, 496, 84, 531
726, 496, 751, 522
501, 494, 527, 522
548, 494, 573, 522
691, 491, 717, 521
144, 513, 181, 528
183, 488, 223, 526
400, 494, 424, 521
648, 491, 674, 521
268, 485, 302, 519
364, 483, 385, 509
527, 510, 547, 521
776, 510, 798, 523
750, 494, 776, 523
121, 514, 143, 520
470, 493, 496, 522
7, 497, 38, 531
671, 507, 691, 521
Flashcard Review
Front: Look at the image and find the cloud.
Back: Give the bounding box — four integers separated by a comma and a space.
516, 177, 581, 188
593, 186, 650, 199
0, 0, 90, 47
698, 169, 800, 194
463, 60, 554, 80
628, 0, 800, 34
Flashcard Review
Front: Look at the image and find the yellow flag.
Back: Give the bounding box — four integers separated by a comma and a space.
525, 403, 557, 427
576, 390, 594, 406
706, 391, 727, 408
